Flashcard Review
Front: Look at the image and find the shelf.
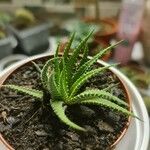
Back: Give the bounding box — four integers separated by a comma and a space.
44, 3, 75, 14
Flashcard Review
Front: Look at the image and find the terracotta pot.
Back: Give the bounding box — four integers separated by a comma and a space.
0, 54, 131, 150
83, 17, 118, 44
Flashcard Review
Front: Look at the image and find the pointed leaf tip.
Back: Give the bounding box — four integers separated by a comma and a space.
50, 100, 86, 131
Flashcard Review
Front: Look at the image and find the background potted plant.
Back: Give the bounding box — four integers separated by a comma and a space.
62, 20, 111, 61
0, 32, 138, 150
0, 27, 12, 60
8, 8, 50, 55
73, 0, 117, 61
74, 0, 118, 46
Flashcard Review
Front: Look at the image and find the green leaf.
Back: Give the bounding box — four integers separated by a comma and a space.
70, 64, 117, 97
58, 64, 69, 100
78, 98, 136, 118
41, 57, 60, 88
63, 32, 75, 62
70, 89, 128, 106
47, 72, 60, 99
50, 100, 86, 131
54, 43, 60, 70
54, 44, 61, 83
32, 61, 41, 73
68, 30, 94, 76
72, 41, 123, 83
103, 83, 119, 91
62, 33, 76, 83
3, 85, 43, 99
78, 44, 89, 67
54, 42, 59, 58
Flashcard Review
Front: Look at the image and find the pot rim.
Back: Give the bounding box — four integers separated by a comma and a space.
0, 53, 131, 149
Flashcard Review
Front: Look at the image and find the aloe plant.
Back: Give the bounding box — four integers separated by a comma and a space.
3, 31, 136, 131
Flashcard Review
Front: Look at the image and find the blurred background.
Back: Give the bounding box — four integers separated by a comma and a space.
0, 0, 150, 116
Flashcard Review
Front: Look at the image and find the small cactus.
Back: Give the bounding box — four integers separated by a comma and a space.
14, 8, 36, 29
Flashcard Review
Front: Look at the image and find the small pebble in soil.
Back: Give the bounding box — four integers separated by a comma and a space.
66, 132, 79, 142
7, 116, 16, 126
79, 105, 96, 118
108, 111, 121, 122
35, 130, 49, 137
0, 122, 11, 132
68, 105, 96, 119
97, 120, 114, 132
84, 125, 97, 134
54, 142, 63, 150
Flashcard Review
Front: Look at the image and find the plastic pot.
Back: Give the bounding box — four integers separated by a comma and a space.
7, 23, 51, 55
0, 36, 17, 60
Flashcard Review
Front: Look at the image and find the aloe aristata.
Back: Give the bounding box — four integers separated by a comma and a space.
3, 31, 137, 131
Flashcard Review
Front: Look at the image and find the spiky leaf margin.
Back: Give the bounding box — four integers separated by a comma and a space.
68, 30, 94, 77
78, 98, 136, 118
47, 73, 60, 99
72, 41, 123, 83
41, 57, 60, 88
70, 89, 128, 106
3, 85, 43, 99
70, 64, 117, 97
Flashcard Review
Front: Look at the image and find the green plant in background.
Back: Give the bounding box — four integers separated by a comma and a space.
0, 12, 12, 27
0, 12, 12, 39
67, 21, 100, 48
120, 66, 150, 114
120, 67, 150, 89
3, 32, 137, 131
14, 8, 36, 29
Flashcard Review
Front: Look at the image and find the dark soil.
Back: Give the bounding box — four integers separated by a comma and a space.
0, 59, 128, 150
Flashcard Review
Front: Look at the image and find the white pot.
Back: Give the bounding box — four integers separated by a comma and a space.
0, 53, 149, 150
